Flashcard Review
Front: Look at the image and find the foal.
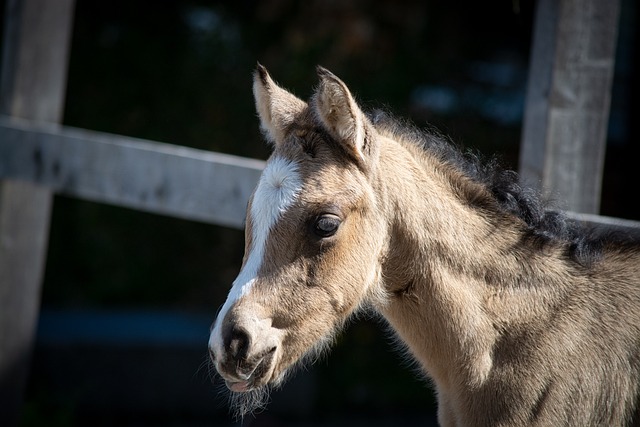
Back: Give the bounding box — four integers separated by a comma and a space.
209, 65, 640, 426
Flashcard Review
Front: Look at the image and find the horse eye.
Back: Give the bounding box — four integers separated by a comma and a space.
313, 214, 341, 238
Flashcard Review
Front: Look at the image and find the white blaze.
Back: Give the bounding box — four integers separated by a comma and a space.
209, 156, 302, 353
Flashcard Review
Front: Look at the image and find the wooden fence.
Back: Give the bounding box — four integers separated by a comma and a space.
0, 116, 264, 229
0, 0, 637, 425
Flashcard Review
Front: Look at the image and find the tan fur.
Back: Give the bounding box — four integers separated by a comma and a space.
211, 66, 640, 426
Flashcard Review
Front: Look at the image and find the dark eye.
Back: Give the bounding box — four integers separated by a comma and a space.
313, 214, 341, 238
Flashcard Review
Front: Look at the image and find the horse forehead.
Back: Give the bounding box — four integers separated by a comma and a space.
250, 155, 304, 235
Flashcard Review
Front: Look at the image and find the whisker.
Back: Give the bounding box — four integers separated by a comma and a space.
193, 354, 211, 381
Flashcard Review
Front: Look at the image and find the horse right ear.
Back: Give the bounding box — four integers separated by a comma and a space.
253, 64, 306, 145
313, 66, 377, 170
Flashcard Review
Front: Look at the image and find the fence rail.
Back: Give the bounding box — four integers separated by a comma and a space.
0, 116, 264, 229
2, 116, 639, 234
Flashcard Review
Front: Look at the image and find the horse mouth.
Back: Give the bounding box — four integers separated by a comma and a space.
221, 347, 277, 393
225, 379, 253, 393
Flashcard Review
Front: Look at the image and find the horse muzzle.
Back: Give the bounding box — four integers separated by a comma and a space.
209, 310, 282, 392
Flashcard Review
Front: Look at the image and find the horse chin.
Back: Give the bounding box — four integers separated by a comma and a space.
222, 348, 279, 392
227, 384, 271, 419
224, 361, 290, 419
225, 340, 316, 391
221, 326, 338, 418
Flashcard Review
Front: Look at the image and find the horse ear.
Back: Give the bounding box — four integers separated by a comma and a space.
253, 64, 306, 145
313, 66, 374, 166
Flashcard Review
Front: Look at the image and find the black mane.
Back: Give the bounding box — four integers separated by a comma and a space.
369, 110, 639, 268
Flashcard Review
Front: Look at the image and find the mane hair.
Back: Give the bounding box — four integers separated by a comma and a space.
368, 110, 639, 268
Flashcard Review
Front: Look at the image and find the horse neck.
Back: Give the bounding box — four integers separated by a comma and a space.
373, 134, 539, 391
374, 135, 522, 294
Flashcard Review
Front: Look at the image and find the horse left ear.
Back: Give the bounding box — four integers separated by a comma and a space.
313, 67, 376, 167
253, 63, 306, 145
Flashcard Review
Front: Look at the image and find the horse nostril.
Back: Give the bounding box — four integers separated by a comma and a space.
224, 325, 251, 362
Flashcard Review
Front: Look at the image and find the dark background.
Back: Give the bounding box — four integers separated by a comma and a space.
1, 0, 638, 426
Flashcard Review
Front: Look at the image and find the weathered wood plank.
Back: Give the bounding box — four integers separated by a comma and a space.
0, 0, 73, 122
565, 211, 640, 234
519, 0, 620, 214
543, 0, 620, 214
0, 1, 75, 424
519, 0, 558, 188
0, 116, 265, 229
0, 181, 52, 419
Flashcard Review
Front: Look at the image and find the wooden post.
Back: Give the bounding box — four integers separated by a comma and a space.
519, 0, 620, 214
0, 0, 75, 425
519, 0, 558, 189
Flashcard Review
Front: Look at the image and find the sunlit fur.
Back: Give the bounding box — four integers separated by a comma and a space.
209, 66, 640, 425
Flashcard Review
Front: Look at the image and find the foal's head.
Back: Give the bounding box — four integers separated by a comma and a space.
209, 66, 388, 414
